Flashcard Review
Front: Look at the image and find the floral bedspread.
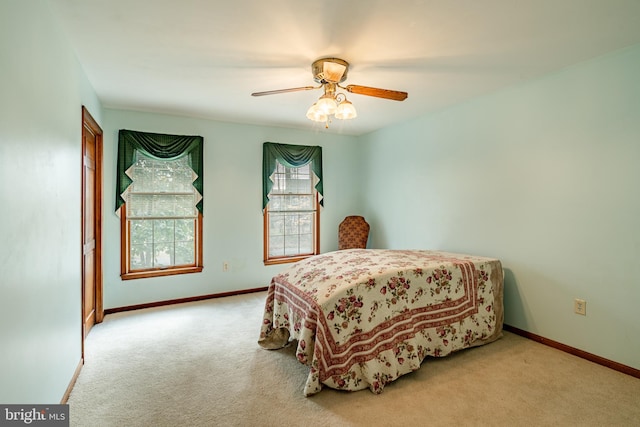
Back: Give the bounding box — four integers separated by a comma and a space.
258, 249, 504, 396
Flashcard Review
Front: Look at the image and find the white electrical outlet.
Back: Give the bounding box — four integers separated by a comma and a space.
574, 298, 586, 315
223, 261, 229, 272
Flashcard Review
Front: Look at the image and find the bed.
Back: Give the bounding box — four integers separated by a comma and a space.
258, 249, 504, 396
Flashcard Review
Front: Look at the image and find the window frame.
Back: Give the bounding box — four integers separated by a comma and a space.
262, 142, 323, 266
263, 191, 320, 266
120, 208, 203, 280
116, 129, 204, 280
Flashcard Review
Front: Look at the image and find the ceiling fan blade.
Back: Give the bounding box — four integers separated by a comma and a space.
343, 85, 408, 101
251, 86, 319, 97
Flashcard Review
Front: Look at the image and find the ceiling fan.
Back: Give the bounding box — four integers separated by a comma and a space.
251, 57, 408, 127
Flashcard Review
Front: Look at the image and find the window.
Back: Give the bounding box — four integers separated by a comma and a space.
265, 160, 319, 262
263, 142, 323, 265
116, 130, 203, 280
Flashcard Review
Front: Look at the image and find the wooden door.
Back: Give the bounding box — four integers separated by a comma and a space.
81, 107, 103, 349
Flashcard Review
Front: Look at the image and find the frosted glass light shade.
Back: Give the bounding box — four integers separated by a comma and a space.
335, 100, 357, 120
316, 95, 338, 115
306, 104, 327, 122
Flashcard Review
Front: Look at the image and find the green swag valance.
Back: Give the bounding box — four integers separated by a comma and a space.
262, 142, 323, 210
116, 129, 204, 214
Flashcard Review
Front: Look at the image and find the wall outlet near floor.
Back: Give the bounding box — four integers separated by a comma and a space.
574, 298, 586, 315
223, 261, 229, 272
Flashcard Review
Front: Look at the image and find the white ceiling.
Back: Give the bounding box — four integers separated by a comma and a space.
48, 0, 640, 135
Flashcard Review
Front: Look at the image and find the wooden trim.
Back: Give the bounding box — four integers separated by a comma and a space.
104, 287, 268, 315
121, 266, 204, 280
93, 115, 104, 324
81, 105, 104, 368
61, 358, 83, 404
120, 202, 128, 277
196, 211, 203, 268
120, 209, 204, 280
83, 106, 104, 323
264, 254, 313, 266
503, 324, 640, 379
315, 191, 320, 254
263, 206, 268, 262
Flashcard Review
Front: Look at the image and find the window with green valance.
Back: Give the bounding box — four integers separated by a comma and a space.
116, 129, 204, 214
262, 142, 323, 210
262, 142, 322, 265
116, 129, 204, 280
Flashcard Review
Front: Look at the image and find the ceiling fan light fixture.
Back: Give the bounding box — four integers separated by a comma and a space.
306, 103, 327, 122
335, 99, 357, 120
252, 57, 407, 128
315, 94, 338, 115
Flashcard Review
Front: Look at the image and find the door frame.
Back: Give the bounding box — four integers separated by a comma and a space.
81, 106, 104, 359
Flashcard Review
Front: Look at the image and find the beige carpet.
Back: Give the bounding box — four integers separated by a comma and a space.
68, 292, 640, 426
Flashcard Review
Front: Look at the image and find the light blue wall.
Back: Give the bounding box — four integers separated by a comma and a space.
0, 0, 103, 403
102, 109, 361, 309
359, 45, 640, 370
